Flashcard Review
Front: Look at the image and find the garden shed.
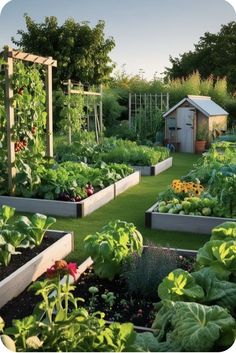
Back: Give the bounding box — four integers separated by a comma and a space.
163, 95, 228, 153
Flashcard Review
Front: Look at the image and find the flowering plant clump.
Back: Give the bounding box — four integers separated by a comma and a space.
171, 179, 204, 197
46, 260, 77, 279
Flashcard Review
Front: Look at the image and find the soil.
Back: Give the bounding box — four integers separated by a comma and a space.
72, 268, 157, 328
0, 236, 56, 282
0, 253, 196, 329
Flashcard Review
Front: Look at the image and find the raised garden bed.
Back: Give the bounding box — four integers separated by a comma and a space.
145, 201, 236, 234
133, 157, 173, 176
0, 230, 74, 309
0, 171, 140, 217
0, 247, 196, 329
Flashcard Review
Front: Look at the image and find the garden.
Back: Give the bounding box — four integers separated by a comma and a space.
0, 18, 236, 352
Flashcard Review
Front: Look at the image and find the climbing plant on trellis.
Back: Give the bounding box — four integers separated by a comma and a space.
2, 46, 57, 193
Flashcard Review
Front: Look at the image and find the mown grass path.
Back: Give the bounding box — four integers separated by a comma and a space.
54, 153, 210, 262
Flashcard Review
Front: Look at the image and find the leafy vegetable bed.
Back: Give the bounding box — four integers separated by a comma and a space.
146, 142, 236, 231
55, 137, 170, 167
133, 157, 173, 176
0, 171, 140, 217
146, 201, 236, 234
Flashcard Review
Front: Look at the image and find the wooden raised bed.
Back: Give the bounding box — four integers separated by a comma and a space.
114, 171, 140, 196
145, 201, 236, 234
133, 157, 173, 176
0, 171, 140, 217
0, 230, 74, 309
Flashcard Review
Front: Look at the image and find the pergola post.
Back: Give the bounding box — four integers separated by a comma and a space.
46, 58, 53, 157
5, 47, 16, 194
67, 79, 72, 145
99, 84, 103, 137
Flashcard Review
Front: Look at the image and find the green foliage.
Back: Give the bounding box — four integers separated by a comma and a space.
0, 205, 56, 266
15, 214, 56, 246
84, 220, 143, 280
211, 222, 236, 242
2, 273, 137, 352
182, 141, 236, 184
164, 22, 236, 92
102, 90, 127, 128
158, 269, 204, 302
196, 240, 236, 280
13, 15, 115, 85
55, 134, 169, 166
208, 164, 236, 217
58, 91, 85, 139
152, 300, 235, 352
122, 245, 177, 298
192, 267, 236, 311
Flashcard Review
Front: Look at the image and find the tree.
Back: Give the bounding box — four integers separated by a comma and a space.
164, 22, 236, 92
12, 15, 115, 85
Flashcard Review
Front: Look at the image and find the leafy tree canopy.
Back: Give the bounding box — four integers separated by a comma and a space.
164, 22, 236, 93
12, 15, 115, 85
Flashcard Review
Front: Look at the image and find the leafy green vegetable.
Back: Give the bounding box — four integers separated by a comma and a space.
193, 267, 236, 310
211, 222, 236, 241
16, 214, 56, 246
152, 300, 236, 352
196, 240, 236, 279
84, 220, 143, 280
158, 268, 204, 302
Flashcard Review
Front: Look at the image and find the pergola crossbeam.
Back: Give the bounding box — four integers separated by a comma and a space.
9, 50, 57, 67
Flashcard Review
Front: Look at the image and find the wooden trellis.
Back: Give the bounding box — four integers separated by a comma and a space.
4, 47, 57, 193
128, 92, 170, 130
64, 79, 103, 144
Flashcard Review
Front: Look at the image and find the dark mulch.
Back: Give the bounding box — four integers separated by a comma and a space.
0, 236, 55, 282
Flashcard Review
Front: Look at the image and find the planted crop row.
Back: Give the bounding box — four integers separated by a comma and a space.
155, 141, 236, 218
55, 136, 169, 166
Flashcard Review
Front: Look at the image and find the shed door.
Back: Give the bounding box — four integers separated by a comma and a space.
177, 108, 195, 153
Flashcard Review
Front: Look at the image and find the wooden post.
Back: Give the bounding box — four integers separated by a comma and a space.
94, 102, 99, 144
5, 47, 16, 194
67, 79, 72, 145
99, 84, 103, 137
45, 59, 53, 157
167, 93, 170, 110
128, 93, 132, 129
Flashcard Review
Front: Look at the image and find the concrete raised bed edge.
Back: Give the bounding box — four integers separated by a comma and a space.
0, 230, 74, 309
145, 201, 236, 234
0, 171, 140, 218
133, 157, 173, 176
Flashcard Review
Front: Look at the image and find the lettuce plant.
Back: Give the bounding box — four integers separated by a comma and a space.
210, 222, 236, 242
152, 300, 236, 352
196, 240, 236, 279
84, 220, 143, 280
158, 268, 204, 302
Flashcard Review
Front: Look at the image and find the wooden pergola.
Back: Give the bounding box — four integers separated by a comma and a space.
4, 47, 57, 193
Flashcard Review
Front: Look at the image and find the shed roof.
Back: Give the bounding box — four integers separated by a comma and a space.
163, 95, 228, 117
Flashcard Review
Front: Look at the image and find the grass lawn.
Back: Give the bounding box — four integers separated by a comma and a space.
53, 152, 210, 263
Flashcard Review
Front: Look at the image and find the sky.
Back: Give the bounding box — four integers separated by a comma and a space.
0, 0, 235, 79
